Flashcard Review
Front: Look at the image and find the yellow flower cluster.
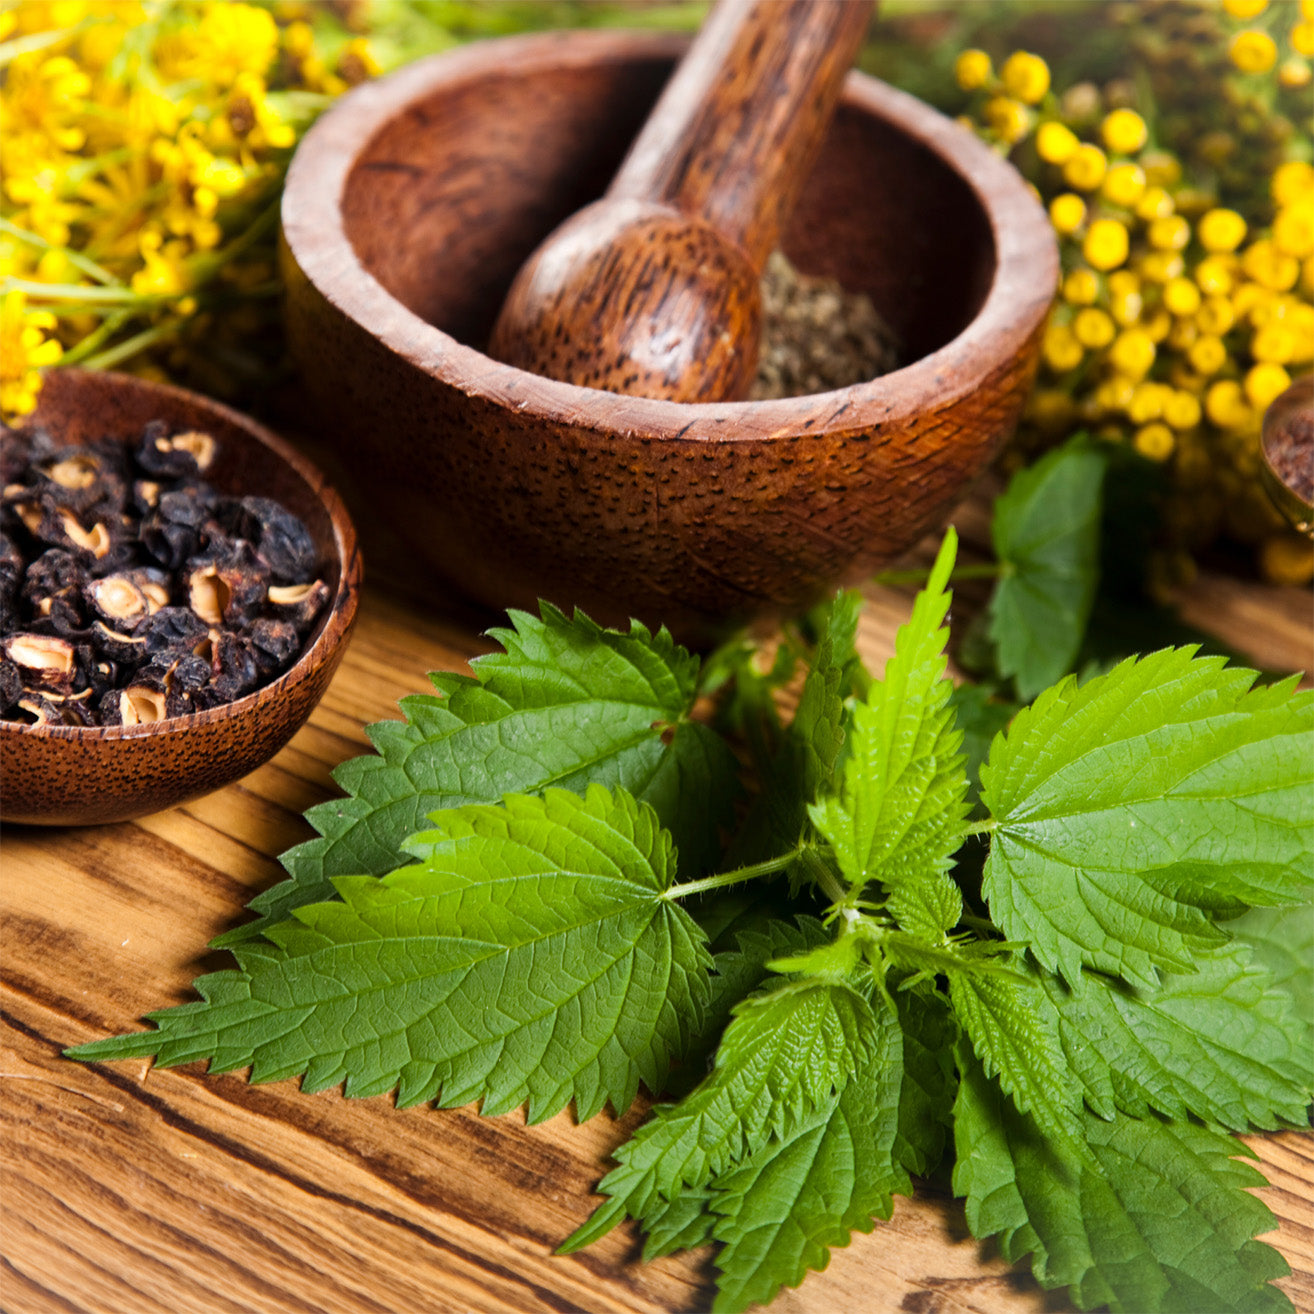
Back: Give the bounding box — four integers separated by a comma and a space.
0, 0, 378, 414
956, 1, 1314, 587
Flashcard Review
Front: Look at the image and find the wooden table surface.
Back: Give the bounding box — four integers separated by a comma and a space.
3, 492, 1312, 1314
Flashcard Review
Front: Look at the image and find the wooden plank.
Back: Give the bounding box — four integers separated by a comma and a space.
3, 512, 1311, 1314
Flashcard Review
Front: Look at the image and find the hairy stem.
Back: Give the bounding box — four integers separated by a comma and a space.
664, 848, 804, 901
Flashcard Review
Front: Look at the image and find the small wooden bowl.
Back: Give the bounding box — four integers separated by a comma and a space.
282, 30, 1056, 640
0, 369, 362, 827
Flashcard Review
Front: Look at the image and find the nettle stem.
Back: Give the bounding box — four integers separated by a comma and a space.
961, 818, 998, 838
664, 847, 804, 901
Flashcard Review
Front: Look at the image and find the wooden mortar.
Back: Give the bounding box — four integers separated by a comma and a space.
281, 30, 1057, 642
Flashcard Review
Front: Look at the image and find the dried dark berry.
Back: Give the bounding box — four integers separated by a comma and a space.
267, 578, 330, 632
186, 540, 268, 627
138, 605, 209, 658
17, 690, 94, 726
208, 627, 260, 700
3, 632, 77, 690
86, 567, 167, 628
34, 446, 127, 518
246, 617, 300, 677
140, 512, 199, 570
0, 658, 23, 710
0, 531, 22, 607
219, 495, 316, 583
132, 479, 162, 514
90, 619, 149, 664
158, 482, 217, 531
135, 423, 218, 479
116, 675, 171, 726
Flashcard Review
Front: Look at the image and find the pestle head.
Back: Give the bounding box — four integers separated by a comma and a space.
487, 198, 762, 403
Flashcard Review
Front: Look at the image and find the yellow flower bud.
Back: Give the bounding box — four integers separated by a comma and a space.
1001, 50, 1051, 104
955, 49, 993, 91
1049, 193, 1087, 235
1279, 57, 1312, 88
1134, 423, 1176, 461
1095, 375, 1137, 412
1294, 20, 1314, 56
1084, 217, 1130, 270
1230, 30, 1278, 73
1073, 306, 1116, 348
1244, 362, 1292, 408
1167, 317, 1198, 351
1259, 534, 1314, 586
1252, 322, 1297, 364
1273, 206, 1314, 259
1062, 268, 1100, 305
1102, 162, 1146, 208
1223, 0, 1267, 16
1163, 277, 1202, 316
1101, 108, 1148, 155
1197, 208, 1248, 253
1205, 379, 1253, 428
1141, 151, 1182, 188
1026, 389, 1078, 434
1136, 187, 1176, 222
1149, 215, 1191, 252
1195, 296, 1236, 336
1288, 304, 1314, 361
1194, 256, 1237, 297
1128, 381, 1168, 423
1233, 280, 1269, 323
1110, 328, 1157, 378
1043, 321, 1084, 372
1036, 120, 1080, 164
1163, 391, 1202, 430
1141, 251, 1186, 283
985, 96, 1031, 144
1063, 143, 1108, 192
1111, 288, 1144, 327
1142, 307, 1173, 343
1272, 160, 1314, 207
1243, 239, 1300, 291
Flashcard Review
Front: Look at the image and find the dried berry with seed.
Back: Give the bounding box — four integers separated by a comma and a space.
187, 541, 269, 627
207, 627, 260, 701
246, 617, 301, 677
135, 422, 218, 479
0, 658, 23, 711
4, 632, 78, 692
218, 496, 316, 583
137, 606, 209, 659
267, 579, 330, 633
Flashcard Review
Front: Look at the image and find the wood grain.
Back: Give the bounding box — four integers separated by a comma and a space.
3, 500, 1312, 1314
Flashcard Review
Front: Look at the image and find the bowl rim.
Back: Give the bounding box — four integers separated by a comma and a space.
0, 367, 362, 744
282, 27, 1058, 441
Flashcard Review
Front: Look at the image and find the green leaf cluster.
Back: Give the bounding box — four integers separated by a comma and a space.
71, 516, 1312, 1312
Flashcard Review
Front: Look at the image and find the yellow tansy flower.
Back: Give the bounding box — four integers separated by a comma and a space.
1073, 307, 1116, 348
1229, 30, 1278, 73
1197, 208, 1248, 253
985, 96, 1031, 144
1102, 163, 1146, 208
1273, 161, 1314, 207
1036, 120, 1080, 165
1292, 21, 1314, 56
1084, 217, 1130, 270
1134, 423, 1176, 461
1101, 108, 1148, 155
1110, 328, 1157, 377
1189, 335, 1228, 375
1195, 256, 1237, 297
1196, 296, 1236, 336
1223, 0, 1268, 16
1062, 268, 1100, 305
1259, 535, 1314, 587
1149, 215, 1191, 251
1243, 240, 1300, 291
1043, 321, 1084, 372
1244, 362, 1292, 408
1063, 143, 1108, 192
1001, 51, 1051, 104
954, 49, 992, 91
0, 292, 62, 417
1163, 278, 1202, 317
1205, 379, 1253, 428
1163, 391, 1202, 430
1252, 322, 1297, 364
1273, 206, 1314, 259
1049, 193, 1087, 235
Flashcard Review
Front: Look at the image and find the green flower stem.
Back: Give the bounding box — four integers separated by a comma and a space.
961, 818, 998, 838
0, 220, 124, 287
664, 848, 805, 901
79, 321, 177, 371
2, 279, 170, 307
56, 309, 135, 365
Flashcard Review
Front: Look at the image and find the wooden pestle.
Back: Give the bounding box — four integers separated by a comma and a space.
487, 0, 875, 403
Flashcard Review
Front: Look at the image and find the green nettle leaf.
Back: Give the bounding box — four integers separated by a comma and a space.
561, 976, 882, 1252
72, 787, 712, 1124
809, 529, 968, 939
220, 605, 740, 945
981, 648, 1314, 987
707, 994, 906, 1314
891, 985, 957, 1178
1229, 902, 1314, 1067
948, 959, 1084, 1143
674, 913, 831, 1097
1044, 943, 1313, 1129
953, 1051, 1293, 1314
725, 592, 854, 876
989, 437, 1107, 700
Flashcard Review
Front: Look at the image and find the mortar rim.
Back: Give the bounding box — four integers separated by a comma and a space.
282, 27, 1057, 439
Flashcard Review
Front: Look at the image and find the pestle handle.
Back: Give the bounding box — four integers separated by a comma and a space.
611, 0, 875, 270
488, 0, 875, 403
